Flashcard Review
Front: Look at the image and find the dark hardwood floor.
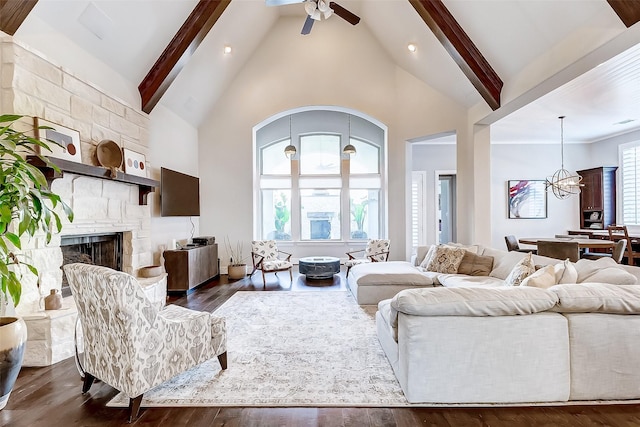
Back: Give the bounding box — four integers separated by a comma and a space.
3, 267, 640, 427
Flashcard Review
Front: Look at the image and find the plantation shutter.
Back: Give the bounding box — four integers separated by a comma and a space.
620, 142, 640, 225
411, 171, 426, 248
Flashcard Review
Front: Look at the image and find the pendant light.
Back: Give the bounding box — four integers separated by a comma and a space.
342, 114, 356, 156
284, 115, 296, 159
546, 116, 582, 199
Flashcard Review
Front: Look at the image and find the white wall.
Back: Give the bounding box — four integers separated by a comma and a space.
411, 144, 457, 245
148, 104, 200, 265
197, 16, 468, 264
490, 143, 590, 249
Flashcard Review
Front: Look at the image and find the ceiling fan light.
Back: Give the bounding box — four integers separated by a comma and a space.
311, 9, 321, 20
317, 0, 330, 13
304, 0, 317, 15
323, 8, 333, 19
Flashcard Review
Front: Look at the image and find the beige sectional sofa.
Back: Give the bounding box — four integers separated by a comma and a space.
365, 244, 640, 405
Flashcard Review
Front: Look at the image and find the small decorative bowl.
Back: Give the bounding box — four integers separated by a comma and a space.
139, 265, 163, 278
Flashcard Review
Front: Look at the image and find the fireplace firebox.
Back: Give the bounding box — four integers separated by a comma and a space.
60, 233, 123, 297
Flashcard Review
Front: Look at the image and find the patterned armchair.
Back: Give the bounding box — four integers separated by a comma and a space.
250, 240, 293, 285
63, 263, 227, 422
345, 239, 391, 277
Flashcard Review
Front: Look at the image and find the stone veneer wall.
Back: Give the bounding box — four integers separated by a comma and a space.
1, 37, 154, 315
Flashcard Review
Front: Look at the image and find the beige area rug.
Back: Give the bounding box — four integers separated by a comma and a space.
107, 291, 410, 407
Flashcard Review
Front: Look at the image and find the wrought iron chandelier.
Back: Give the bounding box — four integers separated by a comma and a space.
546, 116, 583, 199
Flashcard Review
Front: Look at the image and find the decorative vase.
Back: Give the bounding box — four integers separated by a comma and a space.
228, 264, 247, 280
44, 289, 62, 310
0, 317, 27, 410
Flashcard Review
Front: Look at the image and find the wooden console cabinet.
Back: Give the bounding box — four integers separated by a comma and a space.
163, 244, 219, 293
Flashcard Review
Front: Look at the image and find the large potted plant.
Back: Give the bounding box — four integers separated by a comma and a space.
350, 198, 368, 239
224, 236, 247, 280
0, 114, 73, 410
272, 193, 291, 241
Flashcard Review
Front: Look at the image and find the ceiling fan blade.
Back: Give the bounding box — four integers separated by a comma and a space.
301, 15, 314, 35
329, 2, 360, 25
266, 0, 303, 6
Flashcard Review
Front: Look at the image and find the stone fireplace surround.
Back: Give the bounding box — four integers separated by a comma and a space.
1, 37, 162, 366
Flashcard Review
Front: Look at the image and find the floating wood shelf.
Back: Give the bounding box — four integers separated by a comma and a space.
27, 156, 159, 205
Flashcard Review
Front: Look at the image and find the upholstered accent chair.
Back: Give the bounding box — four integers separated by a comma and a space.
63, 263, 227, 422
250, 240, 293, 285
345, 239, 391, 277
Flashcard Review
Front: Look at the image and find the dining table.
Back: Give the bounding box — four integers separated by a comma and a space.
518, 237, 616, 249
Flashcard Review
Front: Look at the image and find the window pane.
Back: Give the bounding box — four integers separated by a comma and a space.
261, 190, 292, 240
349, 189, 379, 239
300, 189, 341, 240
300, 135, 340, 175
349, 138, 379, 174
262, 140, 291, 175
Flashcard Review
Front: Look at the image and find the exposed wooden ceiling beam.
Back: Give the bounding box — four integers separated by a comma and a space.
0, 0, 38, 36
139, 0, 231, 114
607, 0, 640, 27
409, 0, 502, 110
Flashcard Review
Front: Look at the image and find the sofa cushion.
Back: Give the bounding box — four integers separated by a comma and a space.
574, 257, 638, 286
350, 261, 434, 286
438, 274, 505, 288
390, 286, 558, 319
456, 252, 494, 276
521, 265, 556, 289
549, 283, 640, 314
425, 245, 466, 274
504, 253, 535, 286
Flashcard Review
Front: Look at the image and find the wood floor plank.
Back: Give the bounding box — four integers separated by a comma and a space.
5, 269, 640, 426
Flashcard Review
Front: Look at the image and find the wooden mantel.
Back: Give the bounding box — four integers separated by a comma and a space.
27, 156, 159, 205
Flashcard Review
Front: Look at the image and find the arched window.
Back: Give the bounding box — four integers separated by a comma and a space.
255, 109, 386, 244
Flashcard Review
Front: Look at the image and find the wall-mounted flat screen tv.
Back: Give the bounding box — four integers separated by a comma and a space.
161, 167, 200, 217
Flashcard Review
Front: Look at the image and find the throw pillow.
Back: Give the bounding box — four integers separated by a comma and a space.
419, 245, 437, 269
426, 245, 467, 274
579, 267, 638, 286
521, 265, 557, 289
554, 259, 578, 284
504, 252, 535, 286
457, 252, 494, 276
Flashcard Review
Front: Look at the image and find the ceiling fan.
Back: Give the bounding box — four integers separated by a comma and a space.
266, 0, 361, 35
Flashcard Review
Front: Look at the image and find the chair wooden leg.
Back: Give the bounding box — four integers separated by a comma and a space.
262, 270, 266, 288
346, 266, 351, 277
128, 394, 143, 423
217, 351, 228, 370
289, 268, 292, 280
82, 373, 95, 394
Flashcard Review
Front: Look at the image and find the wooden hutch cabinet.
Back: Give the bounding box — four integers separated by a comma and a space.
577, 167, 617, 230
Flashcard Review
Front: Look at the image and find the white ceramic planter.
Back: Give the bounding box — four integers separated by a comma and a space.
0, 317, 27, 410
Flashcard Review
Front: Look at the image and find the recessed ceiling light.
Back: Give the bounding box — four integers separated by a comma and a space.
407, 43, 417, 53
223, 45, 232, 55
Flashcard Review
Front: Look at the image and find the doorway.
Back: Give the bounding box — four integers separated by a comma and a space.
438, 174, 456, 244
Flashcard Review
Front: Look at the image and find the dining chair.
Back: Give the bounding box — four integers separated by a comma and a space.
582, 239, 627, 264
504, 235, 536, 254
607, 225, 640, 266
537, 240, 580, 262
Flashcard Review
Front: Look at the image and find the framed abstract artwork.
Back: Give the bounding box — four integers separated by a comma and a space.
33, 117, 82, 163
123, 148, 147, 177
508, 180, 547, 219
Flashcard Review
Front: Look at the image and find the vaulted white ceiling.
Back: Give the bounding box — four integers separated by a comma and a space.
11, 0, 640, 145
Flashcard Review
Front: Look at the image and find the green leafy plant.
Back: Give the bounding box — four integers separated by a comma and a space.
351, 198, 368, 231
274, 193, 290, 233
0, 114, 74, 308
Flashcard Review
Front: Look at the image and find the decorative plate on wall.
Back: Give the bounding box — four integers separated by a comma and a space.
123, 148, 147, 177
